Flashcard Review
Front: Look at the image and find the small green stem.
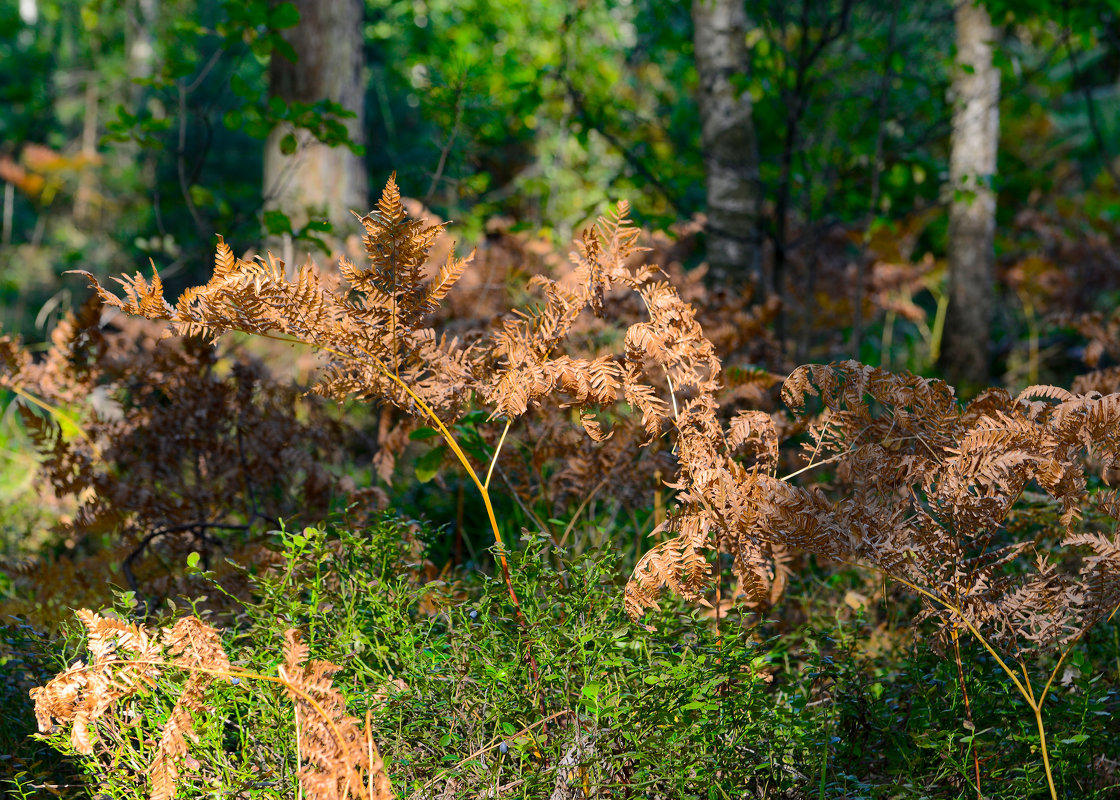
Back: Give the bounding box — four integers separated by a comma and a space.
485, 420, 512, 491
881, 309, 896, 370
9, 385, 101, 456
558, 478, 608, 548
929, 290, 948, 364
847, 563, 1060, 799
1034, 702, 1056, 800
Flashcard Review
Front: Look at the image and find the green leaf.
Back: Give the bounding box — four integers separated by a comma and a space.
461, 410, 490, 425
263, 209, 292, 235
189, 185, 214, 208
230, 74, 253, 99
244, 115, 272, 140
409, 427, 441, 441
79, 7, 98, 31
280, 133, 298, 155
269, 1, 301, 29
238, 0, 268, 28
414, 446, 446, 483
271, 36, 299, 64
249, 36, 272, 59
186, 552, 201, 569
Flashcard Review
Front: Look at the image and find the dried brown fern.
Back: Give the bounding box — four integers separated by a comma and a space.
618, 354, 1120, 798
0, 297, 368, 605
77, 175, 476, 420
57, 169, 1120, 795
77, 179, 769, 684
715, 360, 1120, 798
31, 612, 393, 800
1059, 306, 1120, 399
71, 175, 808, 648
279, 629, 395, 800
775, 363, 1120, 656
30, 611, 229, 800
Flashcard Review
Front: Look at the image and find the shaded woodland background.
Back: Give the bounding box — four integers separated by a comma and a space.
2, 0, 1119, 387
4, 1, 1120, 799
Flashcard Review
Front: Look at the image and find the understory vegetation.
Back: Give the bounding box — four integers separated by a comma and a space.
8, 0, 1120, 795
2, 178, 1120, 800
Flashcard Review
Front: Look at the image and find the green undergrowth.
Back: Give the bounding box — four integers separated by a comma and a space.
6, 515, 1120, 799
765, 567, 1120, 799
9, 517, 812, 799
226, 519, 811, 798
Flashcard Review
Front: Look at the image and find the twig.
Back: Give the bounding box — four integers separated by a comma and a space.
419, 710, 571, 792
177, 83, 208, 238
123, 521, 248, 596
951, 626, 984, 798
1063, 16, 1120, 188
558, 73, 683, 217
424, 80, 466, 205
236, 421, 262, 522
557, 478, 609, 548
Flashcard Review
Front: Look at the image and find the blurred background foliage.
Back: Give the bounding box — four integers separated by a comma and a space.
1, 0, 1118, 334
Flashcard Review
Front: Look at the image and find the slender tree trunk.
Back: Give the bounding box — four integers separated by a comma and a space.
263, 0, 367, 251
74, 77, 99, 223
692, 0, 762, 286
129, 0, 157, 106
941, 0, 999, 390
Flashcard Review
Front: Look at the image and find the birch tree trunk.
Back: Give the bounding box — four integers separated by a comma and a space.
940, 0, 999, 389
263, 0, 367, 250
692, 0, 762, 285
128, 0, 157, 105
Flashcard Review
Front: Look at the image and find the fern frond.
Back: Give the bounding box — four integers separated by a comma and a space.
71, 264, 174, 320
420, 250, 473, 315
280, 629, 371, 800
625, 529, 713, 623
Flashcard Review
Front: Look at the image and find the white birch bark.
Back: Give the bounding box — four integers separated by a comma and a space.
263, 0, 367, 247
942, 0, 1000, 388
692, 0, 762, 284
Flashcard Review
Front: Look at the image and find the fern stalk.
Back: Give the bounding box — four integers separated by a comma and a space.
950, 627, 983, 798
869, 565, 1098, 800
247, 330, 543, 685
329, 338, 538, 681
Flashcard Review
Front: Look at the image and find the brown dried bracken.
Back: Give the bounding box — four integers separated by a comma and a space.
30, 611, 227, 800
71, 176, 1120, 660
31, 612, 393, 800
48, 171, 1120, 800
774, 362, 1120, 658
76, 177, 786, 619
0, 296, 363, 576
280, 629, 395, 800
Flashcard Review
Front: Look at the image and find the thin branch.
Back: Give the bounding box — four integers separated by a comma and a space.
1062, 15, 1120, 188
559, 73, 684, 217
424, 80, 467, 205
123, 521, 248, 596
